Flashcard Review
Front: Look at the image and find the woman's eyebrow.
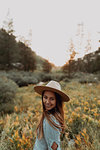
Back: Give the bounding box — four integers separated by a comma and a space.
43, 94, 47, 97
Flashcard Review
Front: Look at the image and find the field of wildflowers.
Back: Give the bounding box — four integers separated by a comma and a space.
0, 80, 100, 150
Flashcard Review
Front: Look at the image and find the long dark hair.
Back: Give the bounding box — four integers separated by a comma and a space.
36, 90, 65, 139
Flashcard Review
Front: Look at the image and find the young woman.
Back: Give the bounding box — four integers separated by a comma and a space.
33, 80, 70, 150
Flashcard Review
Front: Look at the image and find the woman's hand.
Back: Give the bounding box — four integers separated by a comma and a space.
51, 142, 58, 150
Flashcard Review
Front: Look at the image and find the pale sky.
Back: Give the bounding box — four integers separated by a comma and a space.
0, 0, 100, 66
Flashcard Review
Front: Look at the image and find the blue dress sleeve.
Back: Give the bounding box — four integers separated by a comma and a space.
43, 116, 61, 150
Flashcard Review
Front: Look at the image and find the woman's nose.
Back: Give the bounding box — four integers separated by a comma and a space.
46, 99, 50, 104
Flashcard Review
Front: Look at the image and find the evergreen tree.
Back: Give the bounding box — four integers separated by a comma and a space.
0, 29, 20, 69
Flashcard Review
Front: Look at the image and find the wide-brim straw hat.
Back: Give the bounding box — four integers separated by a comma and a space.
34, 80, 70, 102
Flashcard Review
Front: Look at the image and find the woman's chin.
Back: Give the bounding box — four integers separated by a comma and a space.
45, 107, 52, 111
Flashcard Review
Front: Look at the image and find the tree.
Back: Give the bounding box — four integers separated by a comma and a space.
18, 41, 36, 71
42, 59, 52, 73
62, 39, 76, 77
0, 10, 21, 70
84, 33, 92, 72
2, 9, 14, 35
0, 28, 36, 71
0, 29, 20, 69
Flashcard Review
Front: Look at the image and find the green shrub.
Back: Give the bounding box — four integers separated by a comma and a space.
40, 72, 68, 82
0, 71, 70, 87
78, 73, 98, 84
7, 71, 38, 87
0, 77, 18, 113
79, 78, 98, 84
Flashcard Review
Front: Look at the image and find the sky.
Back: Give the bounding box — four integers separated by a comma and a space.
0, 0, 100, 66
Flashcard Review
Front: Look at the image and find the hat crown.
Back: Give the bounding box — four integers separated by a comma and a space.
46, 80, 61, 91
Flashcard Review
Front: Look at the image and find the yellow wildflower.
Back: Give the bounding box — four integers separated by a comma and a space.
16, 116, 19, 121
9, 138, 14, 143
14, 106, 18, 112
83, 128, 86, 134
76, 134, 81, 142
15, 130, 19, 137
75, 139, 79, 145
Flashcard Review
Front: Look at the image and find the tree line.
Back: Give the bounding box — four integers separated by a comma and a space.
0, 28, 53, 72
62, 47, 100, 77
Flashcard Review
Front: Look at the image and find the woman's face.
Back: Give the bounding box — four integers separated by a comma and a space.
43, 91, 56, 111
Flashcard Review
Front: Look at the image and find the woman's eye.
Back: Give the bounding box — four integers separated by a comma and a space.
50, 98, 54, 101
43, 95, 55, 101
44, 96, 47, 99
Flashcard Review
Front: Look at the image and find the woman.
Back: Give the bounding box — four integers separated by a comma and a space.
33, 80, 70, 150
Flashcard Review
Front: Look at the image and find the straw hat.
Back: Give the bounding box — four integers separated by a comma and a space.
34, 80, 70, 102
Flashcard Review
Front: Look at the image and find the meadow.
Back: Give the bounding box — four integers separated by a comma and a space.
0, 79, 100, 150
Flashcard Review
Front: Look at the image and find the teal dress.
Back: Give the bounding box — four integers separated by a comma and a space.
33, 115, 61, 150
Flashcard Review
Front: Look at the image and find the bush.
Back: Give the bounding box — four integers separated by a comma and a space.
75, 72, 99, 84
7, 71, 38, 87
41, 73, 52, 82
79, 77, 98, 84
40, 72, 68, 82
0, 71, 70, 87
0, 77, 18, 113
0, 70, 45, 87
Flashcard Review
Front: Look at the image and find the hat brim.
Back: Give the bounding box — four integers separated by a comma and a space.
34, 85, 70, 102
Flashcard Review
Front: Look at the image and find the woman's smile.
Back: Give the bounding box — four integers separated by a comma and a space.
45, 105, 51, 109
45, 104, 52, 109
45, 104, 51, 107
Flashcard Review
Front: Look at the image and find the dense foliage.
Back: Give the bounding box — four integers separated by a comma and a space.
0, 77, 18, 114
